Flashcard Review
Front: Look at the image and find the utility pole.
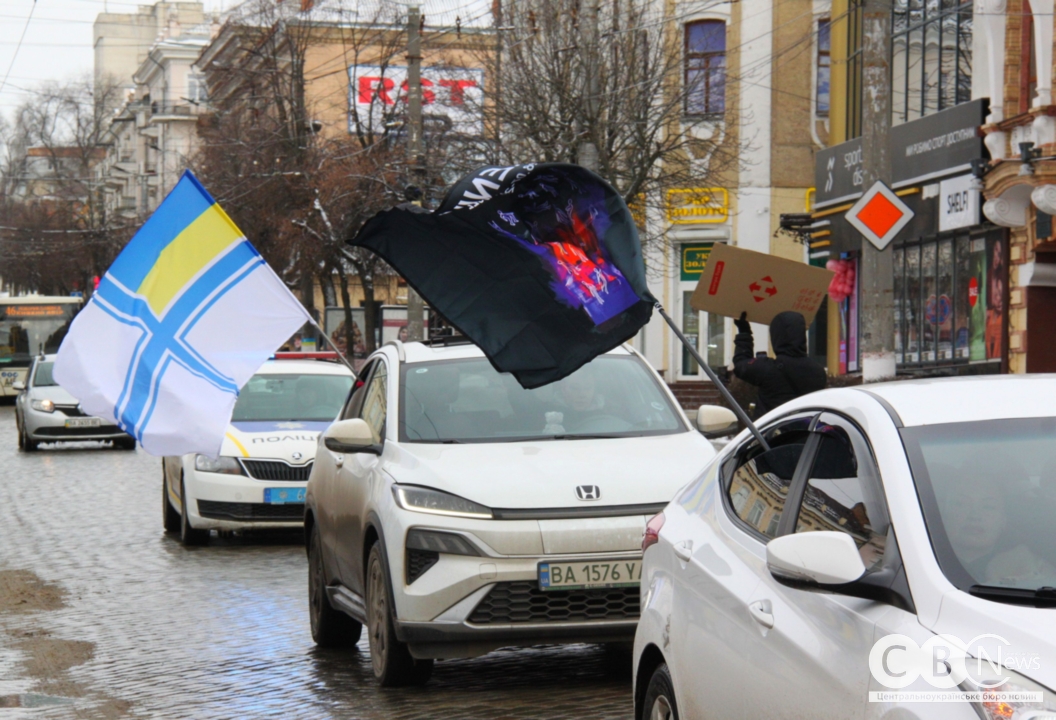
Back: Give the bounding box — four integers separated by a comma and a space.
405, 5, 425, 342
576, 1, 599, 172
858, 0, 895, 381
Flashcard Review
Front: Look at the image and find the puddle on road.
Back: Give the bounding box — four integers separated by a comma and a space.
0, 692, 76, 708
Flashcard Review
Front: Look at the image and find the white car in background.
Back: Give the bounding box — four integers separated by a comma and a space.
304, 339, 737, 686
163, 355, 354, 546
634, 376, 1056, 720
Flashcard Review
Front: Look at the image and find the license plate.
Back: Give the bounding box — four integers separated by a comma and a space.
538, 559, 642, 591
263, 487, 305, 504
65, 417, 101, 428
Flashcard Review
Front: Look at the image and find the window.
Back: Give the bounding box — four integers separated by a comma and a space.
685, 20, 726, 116
893, 231, 1005, 366
187, 74, 209, 104
846, 0, 863, 137
341, 360, 376, 420
1019, 5, 1037, 114
891, 0, 973, 124
231, 373, 353, 422
793, 422, 888, 571
360, 362, 387, 443
724, 416, 813, 539
816, 19, 831, 117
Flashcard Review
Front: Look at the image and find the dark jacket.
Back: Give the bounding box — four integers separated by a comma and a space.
733, 311, 826, 418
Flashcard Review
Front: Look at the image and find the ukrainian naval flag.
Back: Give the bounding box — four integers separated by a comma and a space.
54, 171, 309, 457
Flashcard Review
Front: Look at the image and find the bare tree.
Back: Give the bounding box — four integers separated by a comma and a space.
471, 0, 746, 249
0, 77, 132, 295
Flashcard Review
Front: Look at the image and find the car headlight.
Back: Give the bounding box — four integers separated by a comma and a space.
194, 455, 245, 475
31, 399, 54, 413
392, 485, 492, 519
960, 665, 1056, 719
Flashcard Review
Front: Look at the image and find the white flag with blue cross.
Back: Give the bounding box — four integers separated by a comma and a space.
54, 171, 310, 457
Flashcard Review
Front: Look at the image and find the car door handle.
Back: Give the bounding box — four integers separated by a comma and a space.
673, 540, 693, 562
748, 599, 774, 629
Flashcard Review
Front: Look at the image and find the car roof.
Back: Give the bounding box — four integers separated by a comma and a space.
398, 340, 634, 364
254, 359, 353, 375
853, 374, 1056, 427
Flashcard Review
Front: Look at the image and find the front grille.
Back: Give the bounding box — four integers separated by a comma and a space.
406, 549, 439, 584
468, 582, 640, 624
241, 459, 312, 481
196, 499, 304, 522
34, 425, 123, 437
54, 404, 88, 417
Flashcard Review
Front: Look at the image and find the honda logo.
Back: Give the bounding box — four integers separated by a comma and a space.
575, 485, 601, 501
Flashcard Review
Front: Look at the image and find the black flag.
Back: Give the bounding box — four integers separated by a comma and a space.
350, 163, 655, 388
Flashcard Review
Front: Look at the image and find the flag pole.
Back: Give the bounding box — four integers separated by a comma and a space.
654, 303, 769, 451
306, 316, 358, 377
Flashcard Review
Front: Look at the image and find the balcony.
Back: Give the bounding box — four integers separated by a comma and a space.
149, 103, 201, 122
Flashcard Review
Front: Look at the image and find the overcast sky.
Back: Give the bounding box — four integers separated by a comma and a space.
0, 0, 228, 119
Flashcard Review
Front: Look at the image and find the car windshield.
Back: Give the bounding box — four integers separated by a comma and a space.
902, 417, 1056, 594
231, 372, 353, 422
399, 355, 685, 443
33, 361, 57, 387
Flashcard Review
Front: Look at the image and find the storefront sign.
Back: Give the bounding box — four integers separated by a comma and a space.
348, 65, 484, 135
680, 243, 716, 281
666, 188, 728, 224
890, 98, 988, 188
814, 137, 864, 208
938, 174, 980, 231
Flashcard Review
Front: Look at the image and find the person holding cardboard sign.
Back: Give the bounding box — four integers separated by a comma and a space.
733, 310, 826, 419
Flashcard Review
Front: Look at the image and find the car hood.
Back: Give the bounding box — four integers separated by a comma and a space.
221, 420, 332, 463
926, 588, 1056, 691
29, 386, 79, 405
383, 431, 715, 509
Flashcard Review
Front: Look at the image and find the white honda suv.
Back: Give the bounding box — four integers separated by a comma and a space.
304, 338, 734, 686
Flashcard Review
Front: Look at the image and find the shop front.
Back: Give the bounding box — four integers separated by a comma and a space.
812, 98, 1005, 377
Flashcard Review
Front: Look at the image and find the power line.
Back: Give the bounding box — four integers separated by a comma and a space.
0, 0, 38, 101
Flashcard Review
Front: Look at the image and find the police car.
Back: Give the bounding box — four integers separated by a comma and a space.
163, 354, 354, 545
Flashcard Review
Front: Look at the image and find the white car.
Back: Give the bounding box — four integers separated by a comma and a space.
634, 376, 1056, 720
305, 339, 733, 686
163, 356, 354, 546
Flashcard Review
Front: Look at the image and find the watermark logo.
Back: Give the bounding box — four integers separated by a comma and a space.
867, 634, 1043, 704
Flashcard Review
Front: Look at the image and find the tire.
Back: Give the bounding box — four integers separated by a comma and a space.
641, 663, 680, 720
116, 437, 136, 450
20, 423, 38, 452
16, 416, 24, 450
179, 474, 210, 546
162, 469, 180, 534
309, 524, 362, 648
366, 543, 433, 686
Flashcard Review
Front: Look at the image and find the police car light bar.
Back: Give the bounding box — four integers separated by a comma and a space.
273, 352, 340, 361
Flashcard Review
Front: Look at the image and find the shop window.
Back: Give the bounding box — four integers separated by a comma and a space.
846, 0, 863, 137
817, 19, 831, 117
894, 233, 1005, 366
891, 0, 973, 124
685, 20, 726, 117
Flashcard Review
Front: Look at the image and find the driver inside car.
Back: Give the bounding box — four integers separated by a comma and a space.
552, 368, 608, 433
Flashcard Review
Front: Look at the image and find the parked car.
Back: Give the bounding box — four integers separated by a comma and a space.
15, 354, 135, 451
304, 338, 736, 686
634, 376, 1056, 720
163, 356, 354, 546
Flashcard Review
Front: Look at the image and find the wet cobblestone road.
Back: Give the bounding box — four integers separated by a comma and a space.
0, 405, 634, 719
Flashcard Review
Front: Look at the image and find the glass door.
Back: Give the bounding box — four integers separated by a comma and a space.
680, 290, 726, 378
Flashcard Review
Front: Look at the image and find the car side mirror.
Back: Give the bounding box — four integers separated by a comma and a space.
696, 405, 738, 438
323, 418, 380, 455
766, 531, 866, 586
11, 381, 25, 391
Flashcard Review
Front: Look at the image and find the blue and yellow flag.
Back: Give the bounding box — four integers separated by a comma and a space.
55, 171, 309, 456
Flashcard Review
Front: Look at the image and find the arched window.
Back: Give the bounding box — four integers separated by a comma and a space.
1020, 2, 1037, 114
685, 20, 726, 116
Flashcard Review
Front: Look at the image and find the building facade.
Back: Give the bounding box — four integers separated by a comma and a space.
635, 0, 830, 401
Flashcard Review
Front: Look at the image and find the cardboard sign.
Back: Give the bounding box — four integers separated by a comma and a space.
690, 243, 834, 325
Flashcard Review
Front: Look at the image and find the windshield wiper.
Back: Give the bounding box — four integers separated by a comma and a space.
544, 434, 623, 440
968, 584, 1056, 607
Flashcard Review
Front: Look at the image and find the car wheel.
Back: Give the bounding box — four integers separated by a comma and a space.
179, 474, 210, 546
366, 543, 433, 686
642, 663, 679, 720
162, 470, 180, 534
20, 423, 38, 452
16, 417, 24, 450
116, 437, 136, 450
309, 524, 362, 648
